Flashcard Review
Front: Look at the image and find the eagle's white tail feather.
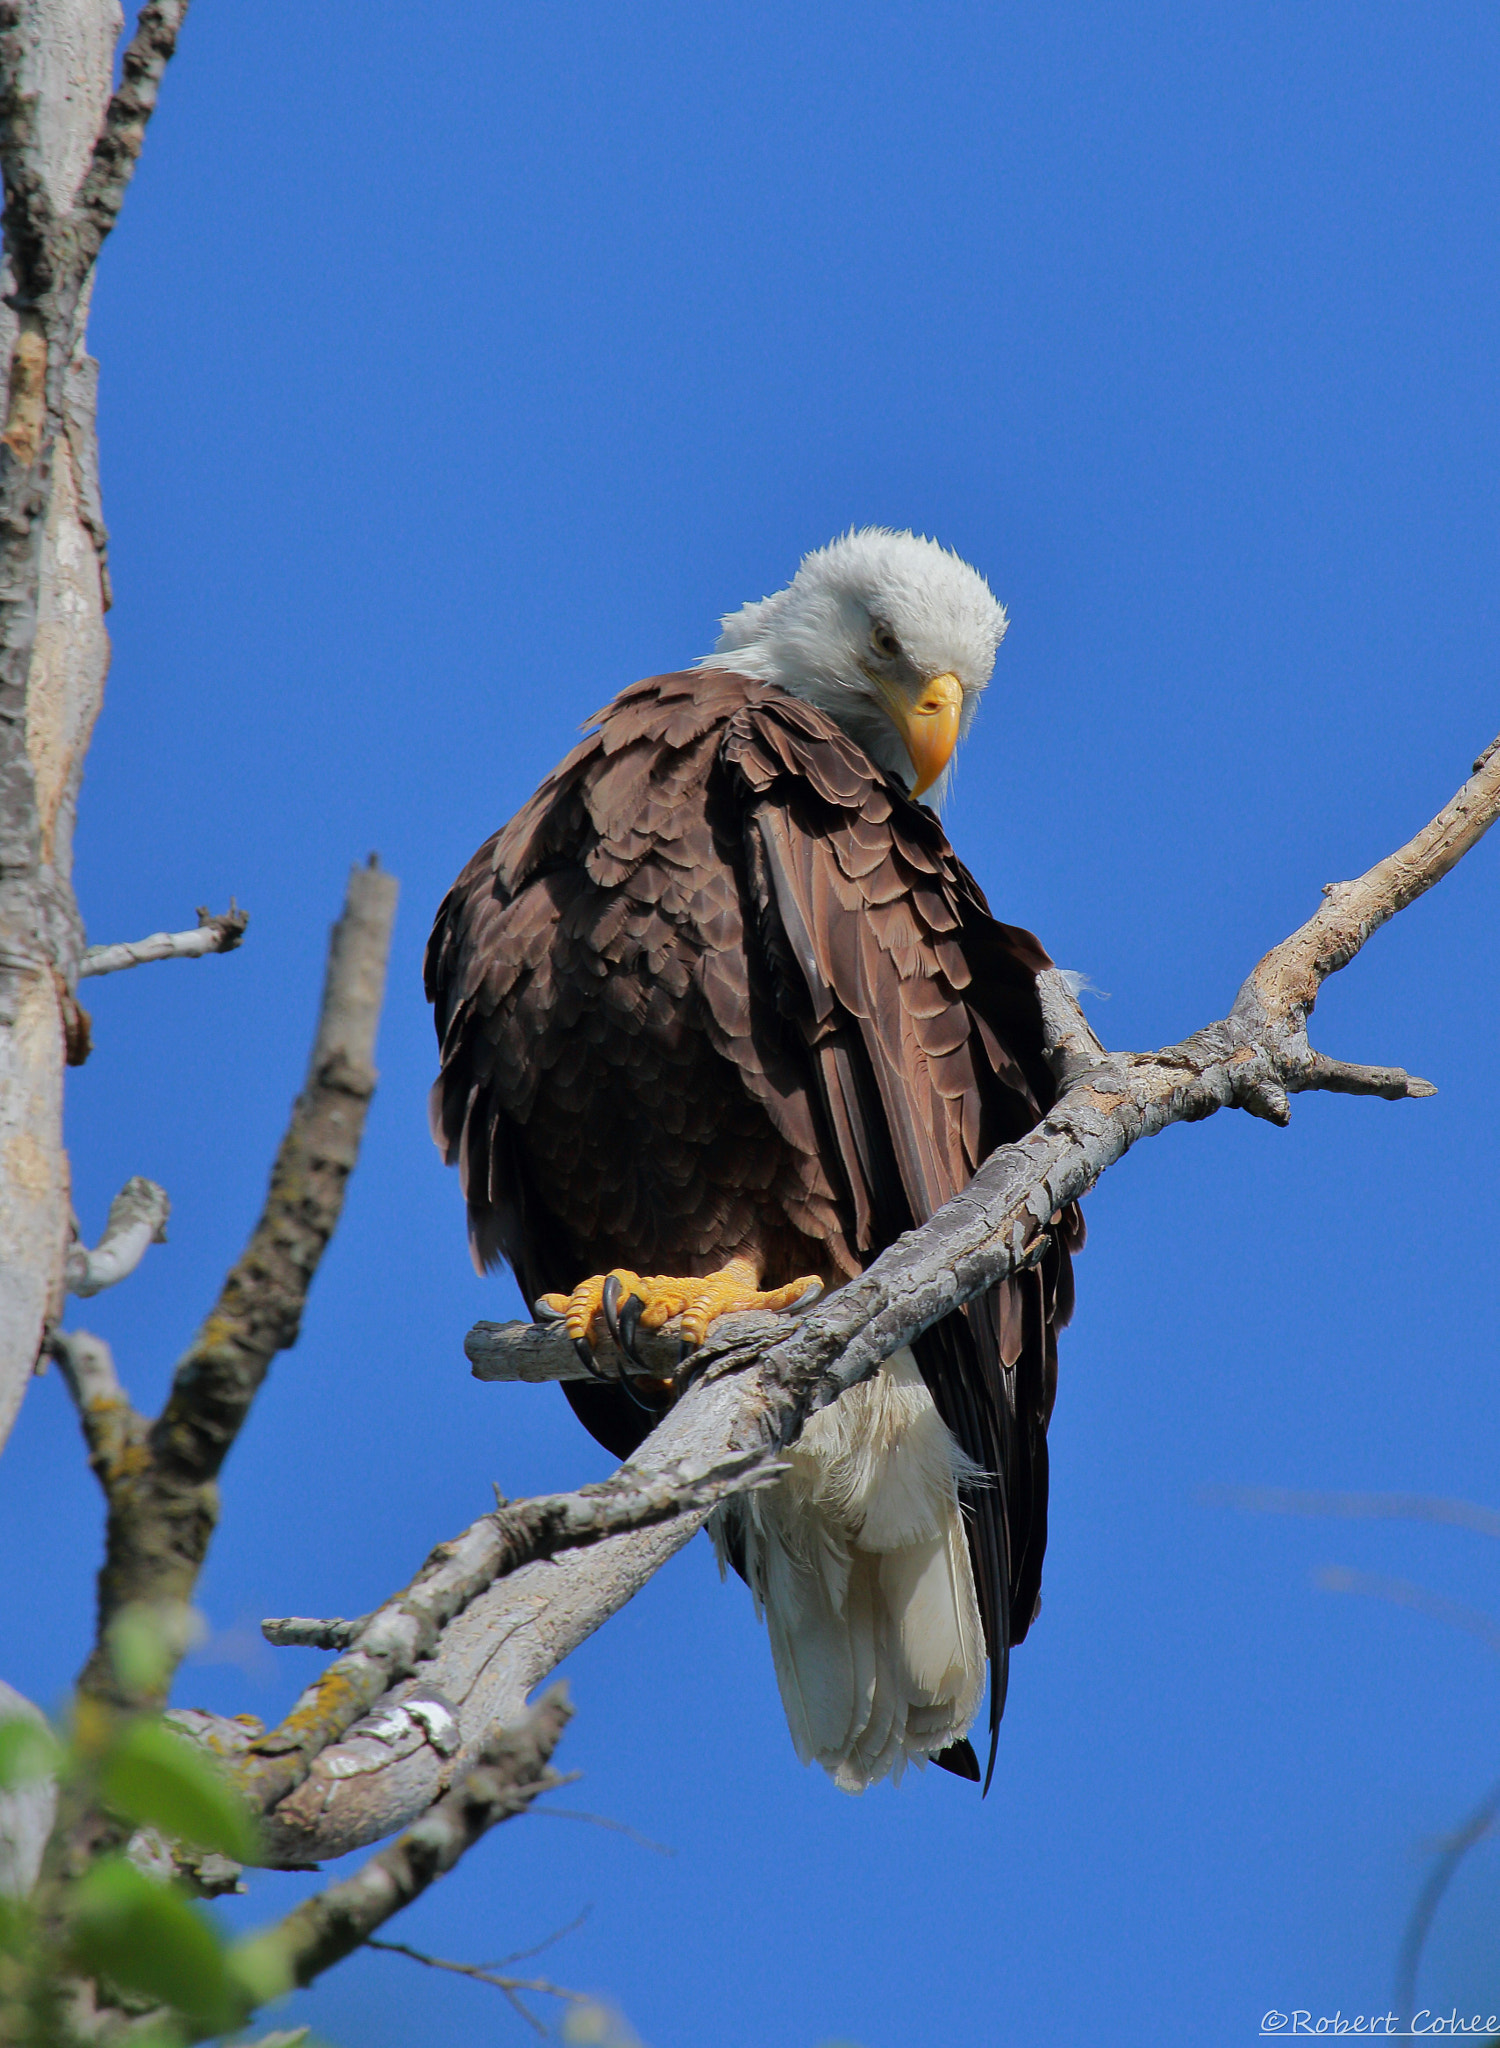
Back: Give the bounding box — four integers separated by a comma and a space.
711, 1346, 985, 1792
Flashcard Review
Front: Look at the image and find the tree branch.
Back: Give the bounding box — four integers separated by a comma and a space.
63, 1, 191, 290
363, 1938, 589, 2037
236, 1444, 781, 1824
59, 860, 397, 1717
78, 902, 247, 978
259, 1615, 372, 1652
65, 1175, 169, 1296
1204, 1485, 1500, 1541
247, 730, 1498, 1861
225, 1692, 572, 2021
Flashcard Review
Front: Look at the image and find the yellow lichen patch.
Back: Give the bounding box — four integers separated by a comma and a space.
1, 320, 46, 468
4, 1126, 53, 1201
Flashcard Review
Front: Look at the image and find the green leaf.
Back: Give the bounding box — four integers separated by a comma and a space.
69, 1856, 242, 2032
100, 1717, 260, 1863
106, 1606, 177, 1695
226, 1929, 295, 2009
0, 1892, 33, 1958
0, 1714, 60, 1791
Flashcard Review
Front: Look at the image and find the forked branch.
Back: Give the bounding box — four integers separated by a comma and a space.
54, 860, 397, 1721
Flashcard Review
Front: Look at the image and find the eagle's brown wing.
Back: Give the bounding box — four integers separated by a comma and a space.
719, 688, 1081, 1781
425, 669, 1080, 1774
424, 669, 860, 1457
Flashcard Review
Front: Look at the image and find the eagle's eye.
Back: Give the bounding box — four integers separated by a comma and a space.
870, 621, 901, 660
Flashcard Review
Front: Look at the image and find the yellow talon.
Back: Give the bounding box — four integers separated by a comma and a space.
538, 1270, 642, 1343
538, 1257, 823, 1352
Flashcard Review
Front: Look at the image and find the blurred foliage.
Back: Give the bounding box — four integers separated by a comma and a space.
0, 1654, 288, 2047
562, 2003, 646, 2048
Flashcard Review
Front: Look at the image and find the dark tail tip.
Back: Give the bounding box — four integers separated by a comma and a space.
932, 1738, 981, 1784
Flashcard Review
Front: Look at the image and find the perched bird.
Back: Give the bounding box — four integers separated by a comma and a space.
425, 529, 1082, 1791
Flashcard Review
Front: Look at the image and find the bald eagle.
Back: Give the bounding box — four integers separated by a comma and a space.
426, 530, 1082, 1791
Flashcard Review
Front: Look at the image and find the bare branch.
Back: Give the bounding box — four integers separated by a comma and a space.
252, 732, 1499, 1860
79, 902, 247, 978
49, 1328, 143, 1500
1315, 1566, 1500, 1657
365, 1936, 590, 2036
65, 861, 397, 1715
260, 1615, 371, 1651
65, 1176, 169, 1296
1248, 736, 1500, 1026
1394, 1775, 1500, 2026
60, 1, 192, 292
237, 1442, 781, 1823
466, 1306, 794, 1385
1204, 1485, 1500, 1541
227, 1692, 572, 2014
1295, 1053, 1437, 1100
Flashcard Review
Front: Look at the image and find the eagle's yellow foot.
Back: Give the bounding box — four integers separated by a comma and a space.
537, 1257, 823, 1370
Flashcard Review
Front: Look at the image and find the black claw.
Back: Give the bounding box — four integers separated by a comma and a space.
616, 1293, 647, 1370
613, 1367, 663, 1416
573, 1334, 607, 1381
600, 1274, 627, 1347
533, 1298, 566, 1325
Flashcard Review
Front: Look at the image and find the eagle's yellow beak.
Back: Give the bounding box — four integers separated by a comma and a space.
895, 671, 963, 797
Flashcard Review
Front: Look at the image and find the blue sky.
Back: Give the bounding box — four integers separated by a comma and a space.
3, 2, 1499, 2042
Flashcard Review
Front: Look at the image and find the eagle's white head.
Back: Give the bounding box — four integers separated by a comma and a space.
705, 527, 1008, 803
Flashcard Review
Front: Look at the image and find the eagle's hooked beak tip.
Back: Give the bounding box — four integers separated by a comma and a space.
900, 671, 963, 797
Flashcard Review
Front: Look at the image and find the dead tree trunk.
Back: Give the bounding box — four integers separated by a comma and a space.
0, 0, 130, 1449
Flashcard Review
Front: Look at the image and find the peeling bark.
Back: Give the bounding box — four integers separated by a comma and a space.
0, 0, 183, 1452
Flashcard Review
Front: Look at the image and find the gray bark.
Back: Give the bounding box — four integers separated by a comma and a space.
65, 1172, 168, 1294
78, 902, 247, 977
0, 0, 122, 1452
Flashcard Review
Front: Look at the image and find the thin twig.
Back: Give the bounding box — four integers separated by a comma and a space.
1315, 1566, 1500, 1658
486, 1907, 592, 1968
365, 1937, 591, 2037
79, 902, 248, 978
530, 1808, 674, 1857
145, 859, 397, 1533
1394, 1775, 1500, 2025
1204, 1485, 1500, 1542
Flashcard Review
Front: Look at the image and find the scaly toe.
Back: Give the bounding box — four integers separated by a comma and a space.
676, 1266, 825, 1348
536, 1271, 644, 1346
539, 1265, 824, 1362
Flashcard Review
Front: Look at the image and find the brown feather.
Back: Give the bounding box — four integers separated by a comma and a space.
424, 669, 1080, 1752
